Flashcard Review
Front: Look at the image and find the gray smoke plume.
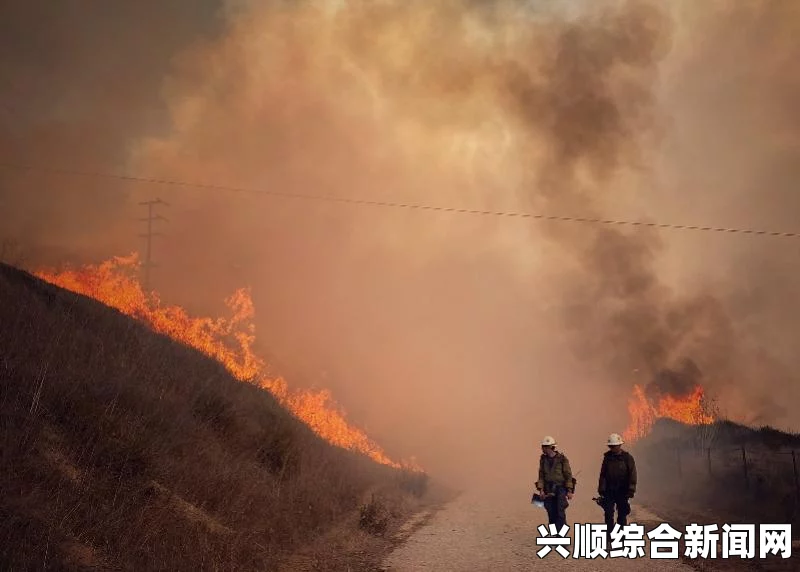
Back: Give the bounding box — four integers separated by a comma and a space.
647, 358, 701, 400
490, 0, 795, 430
501, 1, 680, 384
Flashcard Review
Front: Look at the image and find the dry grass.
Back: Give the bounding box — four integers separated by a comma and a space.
0, 262, 430, 570
635, 419, 800, 530
634, 419, 800, 571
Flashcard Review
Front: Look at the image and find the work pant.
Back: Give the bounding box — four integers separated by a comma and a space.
543, 487, 569, 530
602, 492, 631, 529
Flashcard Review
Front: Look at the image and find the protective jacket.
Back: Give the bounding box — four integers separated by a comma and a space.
598, 450, 637, 496
536, 452, 574, 494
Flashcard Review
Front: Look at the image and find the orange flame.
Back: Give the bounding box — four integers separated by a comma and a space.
622, 383, 715, 443
35, 254, 419, 471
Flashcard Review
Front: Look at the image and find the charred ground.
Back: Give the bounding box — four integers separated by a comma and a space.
0, 262, 435, 571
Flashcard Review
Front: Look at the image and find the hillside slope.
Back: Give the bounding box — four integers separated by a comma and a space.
0, 263, 427, 571
634, 419, 800, 536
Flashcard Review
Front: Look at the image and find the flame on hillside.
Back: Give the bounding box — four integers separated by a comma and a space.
623, 383, 715, 443
35, 253, 419, 471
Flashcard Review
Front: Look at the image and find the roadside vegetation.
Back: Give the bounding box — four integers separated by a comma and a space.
635, 418, 799, 571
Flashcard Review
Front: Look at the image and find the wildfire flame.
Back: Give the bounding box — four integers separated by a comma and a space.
35, 254, 419, 471
622, 383, 715, 443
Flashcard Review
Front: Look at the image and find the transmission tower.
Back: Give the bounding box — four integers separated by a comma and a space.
138, 198, 169, 292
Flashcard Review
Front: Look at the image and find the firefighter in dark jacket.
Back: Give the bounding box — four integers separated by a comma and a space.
597, 433, 637, 529
535, 436, 574, 530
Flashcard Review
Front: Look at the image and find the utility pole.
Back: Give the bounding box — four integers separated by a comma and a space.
138, 198, 169, 292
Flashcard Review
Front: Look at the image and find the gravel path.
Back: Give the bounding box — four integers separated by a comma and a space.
382, 490, 695, 571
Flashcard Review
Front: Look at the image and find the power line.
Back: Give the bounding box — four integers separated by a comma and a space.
2, 162, 799, 239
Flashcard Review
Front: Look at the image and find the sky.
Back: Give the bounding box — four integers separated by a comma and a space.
1, 0, 798, 488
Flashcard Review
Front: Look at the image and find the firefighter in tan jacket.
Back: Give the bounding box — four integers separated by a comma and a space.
535, 436, 574, 530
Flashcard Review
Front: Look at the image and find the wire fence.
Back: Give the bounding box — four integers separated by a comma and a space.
647, 444, 800, 506
676, 445, 800, 490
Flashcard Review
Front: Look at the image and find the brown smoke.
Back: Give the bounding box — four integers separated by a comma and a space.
2, 0, 798, 485
0, 1, 223, 261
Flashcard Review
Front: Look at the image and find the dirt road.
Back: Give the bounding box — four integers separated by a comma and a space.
383, 490, 694, 571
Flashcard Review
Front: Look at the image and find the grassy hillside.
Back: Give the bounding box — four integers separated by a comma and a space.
0, 263, 430, 571
634, 418, 800, 533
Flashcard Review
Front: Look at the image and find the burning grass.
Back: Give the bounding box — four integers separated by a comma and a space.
623, 383, 715, 443
34, 253, 417, 471
0, 262, 431, 570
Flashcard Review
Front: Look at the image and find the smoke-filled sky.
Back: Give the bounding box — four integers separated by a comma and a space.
2, 0, 798, 488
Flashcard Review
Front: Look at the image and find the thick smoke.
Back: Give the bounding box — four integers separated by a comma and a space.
497, 1, 680, 383
2, 0, 798, 486
0, 1, 223, 262
650, 0, 800, 427
647, 359, 701, 400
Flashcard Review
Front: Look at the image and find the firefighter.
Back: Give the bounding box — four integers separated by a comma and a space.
597, 433, 637, 529
535, 436, 574, 530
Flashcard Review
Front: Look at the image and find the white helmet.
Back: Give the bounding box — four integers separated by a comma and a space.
607, 433, 624, 446
541, 435, 557, 446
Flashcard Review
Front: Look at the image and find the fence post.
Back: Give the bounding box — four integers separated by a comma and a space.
792, 450, 799, 503
741, 445, 749, 490
707, 448, 712, 477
